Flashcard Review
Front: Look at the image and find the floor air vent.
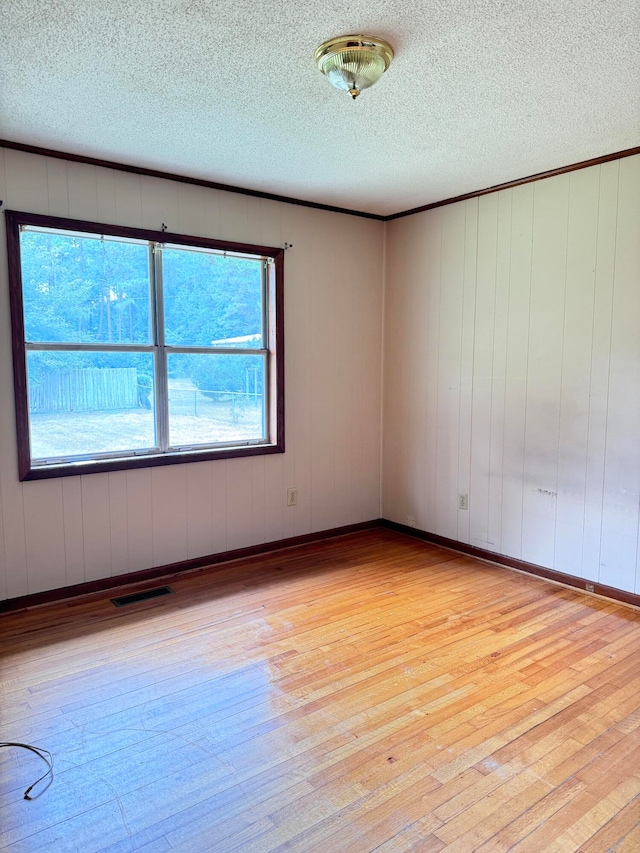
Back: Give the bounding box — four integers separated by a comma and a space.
110, 586, 174, 607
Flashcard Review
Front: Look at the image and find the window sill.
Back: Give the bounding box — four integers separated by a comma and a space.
21, 441, 285, 481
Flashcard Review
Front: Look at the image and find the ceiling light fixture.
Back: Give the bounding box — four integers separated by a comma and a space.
315, 35, 394, 100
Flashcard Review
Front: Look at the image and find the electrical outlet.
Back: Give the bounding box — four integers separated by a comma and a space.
458, 493, 469, 511
407, 515, 417, 528
586, 583, 595, 593
287, 487, 298, 507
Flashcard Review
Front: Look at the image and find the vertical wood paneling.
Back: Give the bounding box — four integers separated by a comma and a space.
381, 221, 402, 521
0, 484, 7, 601
204, 189, 222, 238
96, 167, 117, 223
520, 176, 570, 567
382, 214, 427, 527
62, 477, 85, 586
108, 471, 129, 575
422, 210, 442, 531
251, 456, 266, 546
581, 162, 618, 581
0, 476, 27, 599
4, 149, 49, 213
500, 183, 534, 559
219, 192, 249, 243
126, 468, 153, 572
140, 176, 179, 232
456, 198, 478, 544
0, 147, 383, 600
1, 151, 36, 598
0, 144, 637, 603
469, 192, 499, 550
177, 183, 207, 237
257, 199, 283, 247
285, 206, 312, 536
600, 157, 640, 592
45, 157, 70, 215
186, 462, 214, 559
310, 212, 336, 533
263, 455, 284, 543
486, 190, 512, 553
23, 480, 65, 593
151, 466, 188, 567
225, 457, 253, 551
67, 161, 99, 220
554, 167, 600, 576
114, 171, 142, 226
384, 155, 639, 595
352, 217, 383, 523
245, 196, 265, 245
81, 473, 112, 582
211, 460, 228, 554
332, 227, 356, 527
435, 203, 465, 540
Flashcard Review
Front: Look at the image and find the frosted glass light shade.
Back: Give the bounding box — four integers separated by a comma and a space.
315, 35, 394, 100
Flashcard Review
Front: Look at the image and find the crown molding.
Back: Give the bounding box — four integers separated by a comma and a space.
386, 145, 640, 220
0, 139, 385, 221
1, 139, 638, 222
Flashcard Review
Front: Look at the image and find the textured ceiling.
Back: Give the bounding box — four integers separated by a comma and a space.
2, 0, 639, 216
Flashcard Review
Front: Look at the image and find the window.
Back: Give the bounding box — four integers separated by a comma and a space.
6, 211, 284, 480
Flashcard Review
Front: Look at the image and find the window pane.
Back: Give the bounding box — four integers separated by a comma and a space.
162, 249, 263, 347
27, 351, 157, 459
21, 231, 151, 344
167, 353, 265, 447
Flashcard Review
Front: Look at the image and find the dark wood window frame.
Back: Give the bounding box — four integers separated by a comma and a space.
6, 210, 285, 481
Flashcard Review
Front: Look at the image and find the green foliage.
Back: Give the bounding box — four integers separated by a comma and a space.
173, 353, 263, 395
21, 232, 150, 345
21, 231, 265, 396
162, 249, 262, 347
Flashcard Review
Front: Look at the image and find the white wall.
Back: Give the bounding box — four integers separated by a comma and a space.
383, 156, 640, 593
2, 148, 638, 601
0, 148, 384, 599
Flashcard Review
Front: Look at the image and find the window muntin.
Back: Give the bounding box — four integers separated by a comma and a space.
7, 211, 284, 480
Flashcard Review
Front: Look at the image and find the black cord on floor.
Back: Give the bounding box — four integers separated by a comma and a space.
0, 742, 54, 799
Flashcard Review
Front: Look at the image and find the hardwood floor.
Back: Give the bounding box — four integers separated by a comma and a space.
1, 529, 639, 852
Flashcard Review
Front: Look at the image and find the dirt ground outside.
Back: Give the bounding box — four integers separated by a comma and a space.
29, 384, 263, 459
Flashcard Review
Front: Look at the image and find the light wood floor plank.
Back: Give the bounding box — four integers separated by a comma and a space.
1, 529, 639, 852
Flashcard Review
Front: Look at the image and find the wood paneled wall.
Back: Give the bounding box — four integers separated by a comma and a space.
383, 156, 640, 593
0, 148, 384, 599
2, 147, 638, 602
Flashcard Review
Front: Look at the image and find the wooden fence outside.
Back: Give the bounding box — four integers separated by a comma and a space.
29, 368, 139, 413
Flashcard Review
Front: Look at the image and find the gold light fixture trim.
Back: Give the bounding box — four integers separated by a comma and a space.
315, 34, 394, 100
